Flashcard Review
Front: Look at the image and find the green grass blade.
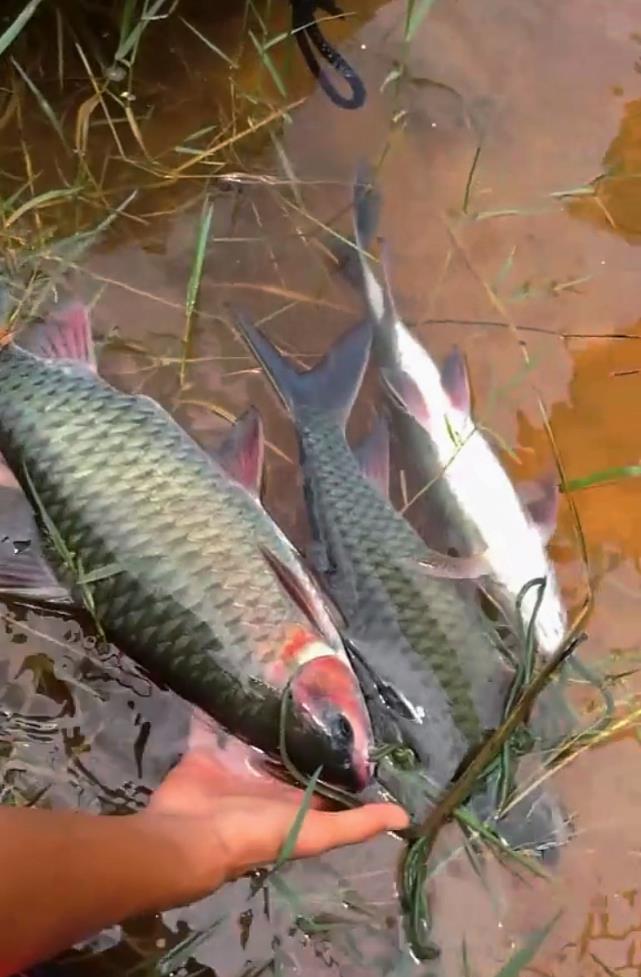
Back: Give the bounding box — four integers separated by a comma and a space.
3, 186, 81, 228
564, 465, 641, 492
76, 562, 123, 585
117, 0, 138, 54
114, 0, 172, 64
180, 198, 213, 387
274, 765, 322, 869
180, 17, 237, 67
248, 30, 287, 98
21, 463, 70, 568
493, 912, 560, 976
156, 919, 223, 975
186, 200, 213, 317
0, 0, 45, 57
11, 58, 68, 148
404, 0, 438, 43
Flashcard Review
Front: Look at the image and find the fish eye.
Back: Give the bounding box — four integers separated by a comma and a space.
325, 711, 353, 744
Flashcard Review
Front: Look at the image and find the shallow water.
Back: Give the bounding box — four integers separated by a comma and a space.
2, 0, 641, 973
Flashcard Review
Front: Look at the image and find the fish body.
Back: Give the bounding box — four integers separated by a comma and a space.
0, 305, 373, 791
234, 313, 511, 799
350, 173, 568, 659
235, 313, 571, 854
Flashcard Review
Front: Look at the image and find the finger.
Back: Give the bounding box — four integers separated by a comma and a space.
291, 803, 410, 859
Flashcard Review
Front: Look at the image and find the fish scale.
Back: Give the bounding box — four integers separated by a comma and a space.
0, 334, 373, 786
292, 391, 508, 793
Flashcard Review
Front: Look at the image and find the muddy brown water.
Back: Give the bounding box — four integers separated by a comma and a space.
2, 0, 641, 974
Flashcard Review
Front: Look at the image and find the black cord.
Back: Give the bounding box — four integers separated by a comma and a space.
289, 0, 366, 110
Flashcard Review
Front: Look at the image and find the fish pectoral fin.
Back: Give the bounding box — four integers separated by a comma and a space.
440, 347, 471, 414
259, 545, 344, 639
380, 367, 430, 430
518, 475, 559, 544
0, 451, 20, 491
353, 414, 390, 496
0, 543, 72, 606
344, 634, 421, 723
18, 302, 97, 372
410, 547, 489, 580
215, 407, 264, 497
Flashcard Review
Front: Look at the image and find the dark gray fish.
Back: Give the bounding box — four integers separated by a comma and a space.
0, 303, 374, 791
233, 311, 568, 855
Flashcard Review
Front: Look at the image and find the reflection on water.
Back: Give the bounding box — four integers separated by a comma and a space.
2, 0, 641, 974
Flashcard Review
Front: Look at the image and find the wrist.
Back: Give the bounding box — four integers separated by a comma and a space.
133, 810, 229, 909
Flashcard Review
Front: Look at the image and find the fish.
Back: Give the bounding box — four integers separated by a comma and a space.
232, 311, 569, 855
347, 167, 569, 659
0, 302, 374, 792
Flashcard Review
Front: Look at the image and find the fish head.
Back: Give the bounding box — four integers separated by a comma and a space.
290, 654, 374, 791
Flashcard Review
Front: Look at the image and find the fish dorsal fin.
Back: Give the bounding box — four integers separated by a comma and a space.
354, 415, 390, 497
259, 544, 342, 641
380, 367, 430, 430
344, 634, 421, 722
215, 407, 264, 497
520, 475, 559, 544
20, 302, 97, 371
440, 347, 471, 414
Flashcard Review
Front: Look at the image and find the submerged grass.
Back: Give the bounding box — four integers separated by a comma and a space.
399, 579, 584, 961
180, 197, 214, 387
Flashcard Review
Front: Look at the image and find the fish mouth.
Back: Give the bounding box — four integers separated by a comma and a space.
290, 655, 374, 791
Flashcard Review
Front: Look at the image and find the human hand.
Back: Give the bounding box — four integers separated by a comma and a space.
138, 713, 409, 908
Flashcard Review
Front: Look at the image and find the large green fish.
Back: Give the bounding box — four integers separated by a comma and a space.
234, 313, 569, 855
0, 303, 374, 791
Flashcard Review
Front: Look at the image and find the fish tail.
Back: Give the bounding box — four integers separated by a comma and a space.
233, 311, 372, 429
470, 774, 571, 864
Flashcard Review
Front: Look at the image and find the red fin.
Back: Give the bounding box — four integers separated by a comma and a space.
216, 407, 264, 497
0, 451, 19, 490
380, 367, 430, 429
354, 414, 390, 497
440, 347, 471, 414
521, 475, 559, 544
21, 302, 97, 371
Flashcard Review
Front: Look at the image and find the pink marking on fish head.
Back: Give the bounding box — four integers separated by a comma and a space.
290, 654, 374, 791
